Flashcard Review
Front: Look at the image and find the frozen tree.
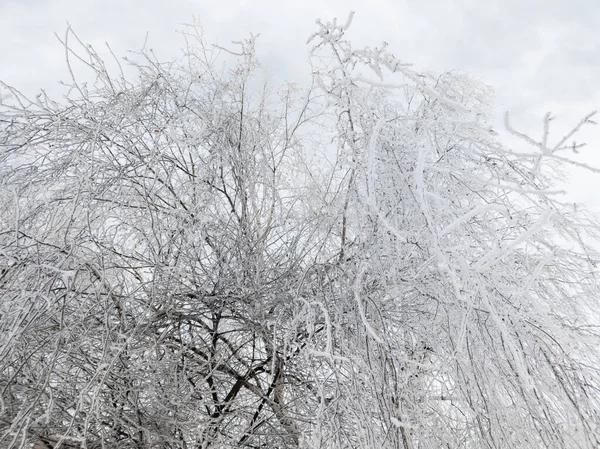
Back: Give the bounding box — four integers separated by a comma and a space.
1, 14, 600, 449
302, 16, 600, 449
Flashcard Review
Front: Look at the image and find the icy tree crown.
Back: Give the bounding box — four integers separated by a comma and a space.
0, 13, 599, 449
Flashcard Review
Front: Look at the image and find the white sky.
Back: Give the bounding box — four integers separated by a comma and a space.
1, 0, 599, 211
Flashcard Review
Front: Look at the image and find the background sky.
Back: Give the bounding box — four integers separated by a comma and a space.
1, 0, 599, 211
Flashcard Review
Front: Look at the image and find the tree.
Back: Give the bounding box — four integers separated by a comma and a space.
1, 14, 599, 449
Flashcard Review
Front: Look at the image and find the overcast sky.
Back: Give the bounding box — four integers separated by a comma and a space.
2, 0, 599, 210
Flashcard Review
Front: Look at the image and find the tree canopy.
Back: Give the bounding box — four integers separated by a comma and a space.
1, 15, 599, 449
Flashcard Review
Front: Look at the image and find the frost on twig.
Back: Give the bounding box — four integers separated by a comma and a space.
505, 110, 599, 177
